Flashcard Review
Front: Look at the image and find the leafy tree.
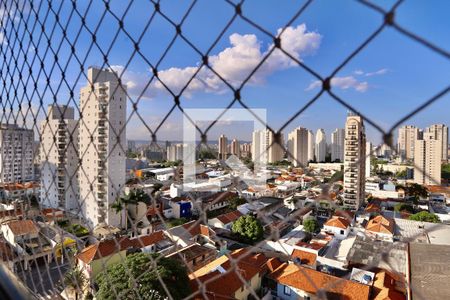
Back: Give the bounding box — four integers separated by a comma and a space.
395, 169, 407, 179
232, 215, 263, 242
442, 163, 450, 180
394, 203, 414, 214
63, 267, 86, 300
95, 253, 191, 300
112, 189, 151, 229
303, 217, 320, 234
167, 217, 188, 228
408, 211, 440, 223
229, 197, 247, 210
330, 170, 343, 182
404, 183, 429, 200
198, 149, 216, 160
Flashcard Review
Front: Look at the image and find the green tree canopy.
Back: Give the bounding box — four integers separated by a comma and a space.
231, 215, 263, 242
394, 203, 414, 214
229, 197, 247, 210
303, 217, 320, 234
95, 253, 191, 300
408, 211, 440, 223
442, 163, 450, 180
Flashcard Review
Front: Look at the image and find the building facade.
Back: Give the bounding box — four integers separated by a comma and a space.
424, 124, 448, 162
397, 125, 420, 161
218, 134, 228, 160
331, 128, 345, 162
307, 130, 314, 162
287, 127, 309, 167
0, 124, 34, 183
315, 129, 327, 163
343, 114, 366, 210
230, 138, 240, 157
79, 67, 126, 228
39, 105, 79, 210
252, 129, 284, 164
414, 137, 442, 185
166, 143, 184, 161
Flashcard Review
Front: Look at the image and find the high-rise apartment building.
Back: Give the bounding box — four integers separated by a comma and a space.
252, 129, 284, 164
315, 129, 327, 162
397, 125, 420, 161
414, 136, 442, 186
0, 124, 34, 183
331, 128, 345, 162
79, 67, 126, 228
240, 143, 251, 158
343, 114, 366, 210
365, 141, 372, 178
230, 139, 240, 157
287, 127, 309, 167
167, 144, 185, 161
307, 130, 314, 162
424, 124, 448, 162
39, 105, 79, 210
218, 134, 228, 160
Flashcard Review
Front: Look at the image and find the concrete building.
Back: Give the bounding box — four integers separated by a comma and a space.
240, 143, 251, 158
287, 127, 309, 167
79, 67, 126, 228
166, 143, 184, 161
307, 130, 314, 162
230, 138, 240, 157
251, 129, 284, 164
397, 125, 420, 161
0, 124, 34, 183
39, 105, 79, 210
424, 124, 448, 162
315, 129, 327, 162
331, 128, 345, 162
343, 114, 366, 210
218, 134, 228, 160
365, 141, 372, 178
414, 136, 442, 185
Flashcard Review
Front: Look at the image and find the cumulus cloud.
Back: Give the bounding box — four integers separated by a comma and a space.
306, 76, 369, 92
114, 24, 321, 99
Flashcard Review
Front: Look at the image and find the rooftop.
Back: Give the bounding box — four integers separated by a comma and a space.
366, 215, 395, 235
324, 216, 351, 229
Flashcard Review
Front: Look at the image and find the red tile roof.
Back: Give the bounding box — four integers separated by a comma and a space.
215, 210, 242, 224
0, 208, 22, 219
324, 216, 350, 229
291, 249, 317, 266
269, 263, 371, 300
373, 269, 406, 300
182, 221, 215, 238
366, 215, 394, 235
6, 220, 39, 236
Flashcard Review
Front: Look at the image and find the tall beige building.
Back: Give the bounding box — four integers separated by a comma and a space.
287, 127, 309, 167
39, 105, 79, 210
424, 124, 448, 162
252, 129, 284, 164
230, 139, 240, 157
414, 136, 442, 185
167, 143, 184, 161
307, 130, 314, 162
397, 125, 420, 161
79, 67, 126, 228
343, 114, 366, 210
0, 124, 34, 183
331, 128, 345, 162
315, 129, 327, 162
218, 134, 228, 160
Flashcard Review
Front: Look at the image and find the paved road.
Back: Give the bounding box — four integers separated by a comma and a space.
16, 260, 69, 299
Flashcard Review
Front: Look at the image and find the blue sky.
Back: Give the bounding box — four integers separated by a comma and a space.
2, 0, 449, 145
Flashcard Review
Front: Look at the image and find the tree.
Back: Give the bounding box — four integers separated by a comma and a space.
330, 170, 343, 182
229, 197, 246, 210
112, 189, 151, 229
442, 163, 450, 180
395, 169, 407, 179
303, 217, 320, 234
231, 215, 263, 242
394, 203, 414, 214
63, 267, 86, 300
95, 253, 191, 300
408, 211, 440, 223
404, 183, 428, 200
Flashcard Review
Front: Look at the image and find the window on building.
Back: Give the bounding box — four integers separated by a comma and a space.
284, 286, 291, 295
340, 230, 344, 235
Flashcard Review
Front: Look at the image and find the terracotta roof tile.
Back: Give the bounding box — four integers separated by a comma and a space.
366, 215, 394, 235
372, 269, 406, 300
324, 216, 350, 229
269, 263, 370, 300
291, 249, 317, 266
6, 220, 39, 236
216, 210, 242, 224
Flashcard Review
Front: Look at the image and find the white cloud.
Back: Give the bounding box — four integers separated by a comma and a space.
306, 76, 369, 92
354, 70, 364, 75
114, 24, 321, 99
364, 68, 388, 77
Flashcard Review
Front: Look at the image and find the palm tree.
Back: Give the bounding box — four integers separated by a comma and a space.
63, 267, 86, 300
111, 197, 124, 228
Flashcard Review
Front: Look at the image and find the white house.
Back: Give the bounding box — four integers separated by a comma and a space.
323, 216, 352, 239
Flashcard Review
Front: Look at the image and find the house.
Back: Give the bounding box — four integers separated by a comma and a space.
365, 215, 395, 241
76, 231, 171, 279
161, 197, 192, 219
167, 243, 217, 271
166, 221, 216, 248
323, 216, 351, 239
208, 210, 242, 230
197, 191, 238, 213
189, 249, 280, 300
267, 262, 371, 300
